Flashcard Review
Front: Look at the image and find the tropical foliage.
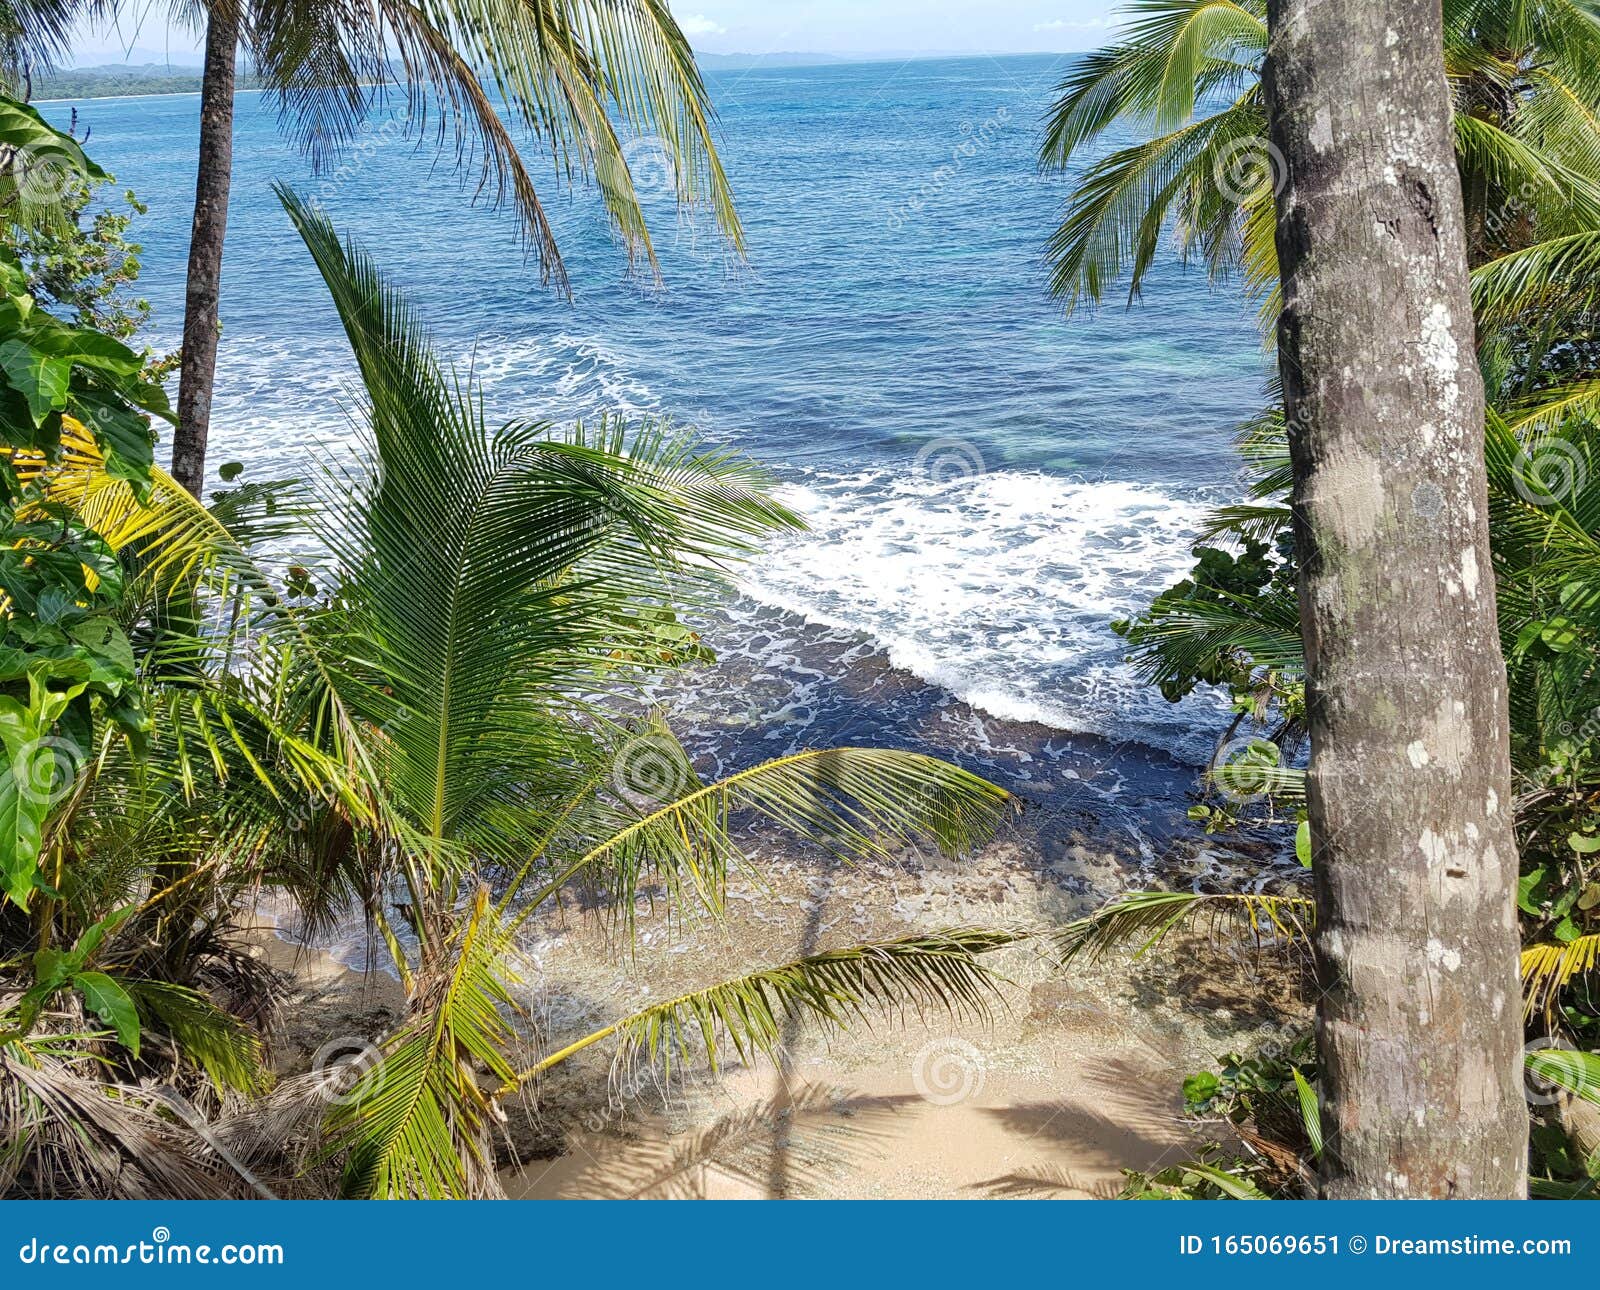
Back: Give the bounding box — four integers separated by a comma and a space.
0, 127, 1020, 1195
1041, 0, 1600, 1194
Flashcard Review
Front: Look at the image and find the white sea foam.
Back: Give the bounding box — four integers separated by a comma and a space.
735, 465, 1228, 755
202, 329, 1229, 760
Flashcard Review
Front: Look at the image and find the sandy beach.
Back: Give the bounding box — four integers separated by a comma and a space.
250, 816, 1306, 1200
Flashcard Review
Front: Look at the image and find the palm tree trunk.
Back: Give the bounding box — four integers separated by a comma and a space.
1263, 0, 1527, 1197
170, 3, 241, 497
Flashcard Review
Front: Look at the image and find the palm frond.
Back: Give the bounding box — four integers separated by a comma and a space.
0, 1039, 241, 1198
123, 979, 268, 1095
1044, 98, 1266, 309
1527, 1047, 1600, 1108
1039, 0, 1265, 166
1056, 888, 1315, 965
1503, 377, 1600, 440
1472, 231, 1600, 333
556, 1086, 906, 1199
1122, 588, 1305, 691
512, 929, 1021, 1086
325, 887, 520, 1199
252, 0, 742, 286
1523, 935, 1600, 1020
531, 743, 1015, 934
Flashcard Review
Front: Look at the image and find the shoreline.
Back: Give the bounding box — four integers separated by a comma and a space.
252, 791, 1304, 1198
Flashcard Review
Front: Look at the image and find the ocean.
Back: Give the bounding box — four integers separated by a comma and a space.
44, 54, 1271, 859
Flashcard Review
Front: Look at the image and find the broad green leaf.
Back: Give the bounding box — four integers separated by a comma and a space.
73, 971, 139, 1056
0, 94, 106, 184
0, 694, 47, 908
69, 387, 155, 485
31, 945, 68, 991
1520, 868, 1549, 916
0, 339, 70, 427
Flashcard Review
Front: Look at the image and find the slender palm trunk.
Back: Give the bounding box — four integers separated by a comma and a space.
170, 4, 241, 497
1263, 0, 1527, 1197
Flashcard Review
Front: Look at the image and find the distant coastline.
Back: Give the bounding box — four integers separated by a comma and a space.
35, 67, 264, 100
34, 49, 1072, 101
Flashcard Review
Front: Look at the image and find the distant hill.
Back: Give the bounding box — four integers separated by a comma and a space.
36, 64, 261, 100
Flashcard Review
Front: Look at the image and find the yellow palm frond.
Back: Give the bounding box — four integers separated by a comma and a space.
1523, 934, 1600, 1020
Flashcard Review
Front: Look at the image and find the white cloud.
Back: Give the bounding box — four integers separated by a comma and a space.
1033, 16, 1112, 30
676, 13, 727, 36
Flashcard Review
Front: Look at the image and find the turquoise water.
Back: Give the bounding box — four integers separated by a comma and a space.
44, 54, 1268, 778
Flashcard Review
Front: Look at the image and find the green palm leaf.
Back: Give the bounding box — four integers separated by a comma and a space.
1056, 888, 1316, 965
253, 0, 742, 287
1526, 1047, 1600, 1108
326, 887, 521, 1199
508, 928, 1021, 1087
278, 186, 799, 865
524, 739, 1016, 935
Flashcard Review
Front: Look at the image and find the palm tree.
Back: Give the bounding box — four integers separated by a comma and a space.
164, 0, 742, 496
7, 190, 1020, 1198
269, 188, 1017, 1196
1046, 0, 1600, 988
1041, 0, 1600, 1194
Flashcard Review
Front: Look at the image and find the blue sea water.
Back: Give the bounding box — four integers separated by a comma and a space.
43, 54, 1268, 777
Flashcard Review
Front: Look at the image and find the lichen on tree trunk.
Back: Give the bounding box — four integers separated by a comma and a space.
1263, 0, 1528, 1197
170, 2, 240, 498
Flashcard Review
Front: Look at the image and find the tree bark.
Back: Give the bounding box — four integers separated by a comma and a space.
170, 2, 240, 497
1263, 0, 1527, 1197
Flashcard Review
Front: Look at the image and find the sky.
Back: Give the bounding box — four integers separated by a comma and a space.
63, 1, 1123, 67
